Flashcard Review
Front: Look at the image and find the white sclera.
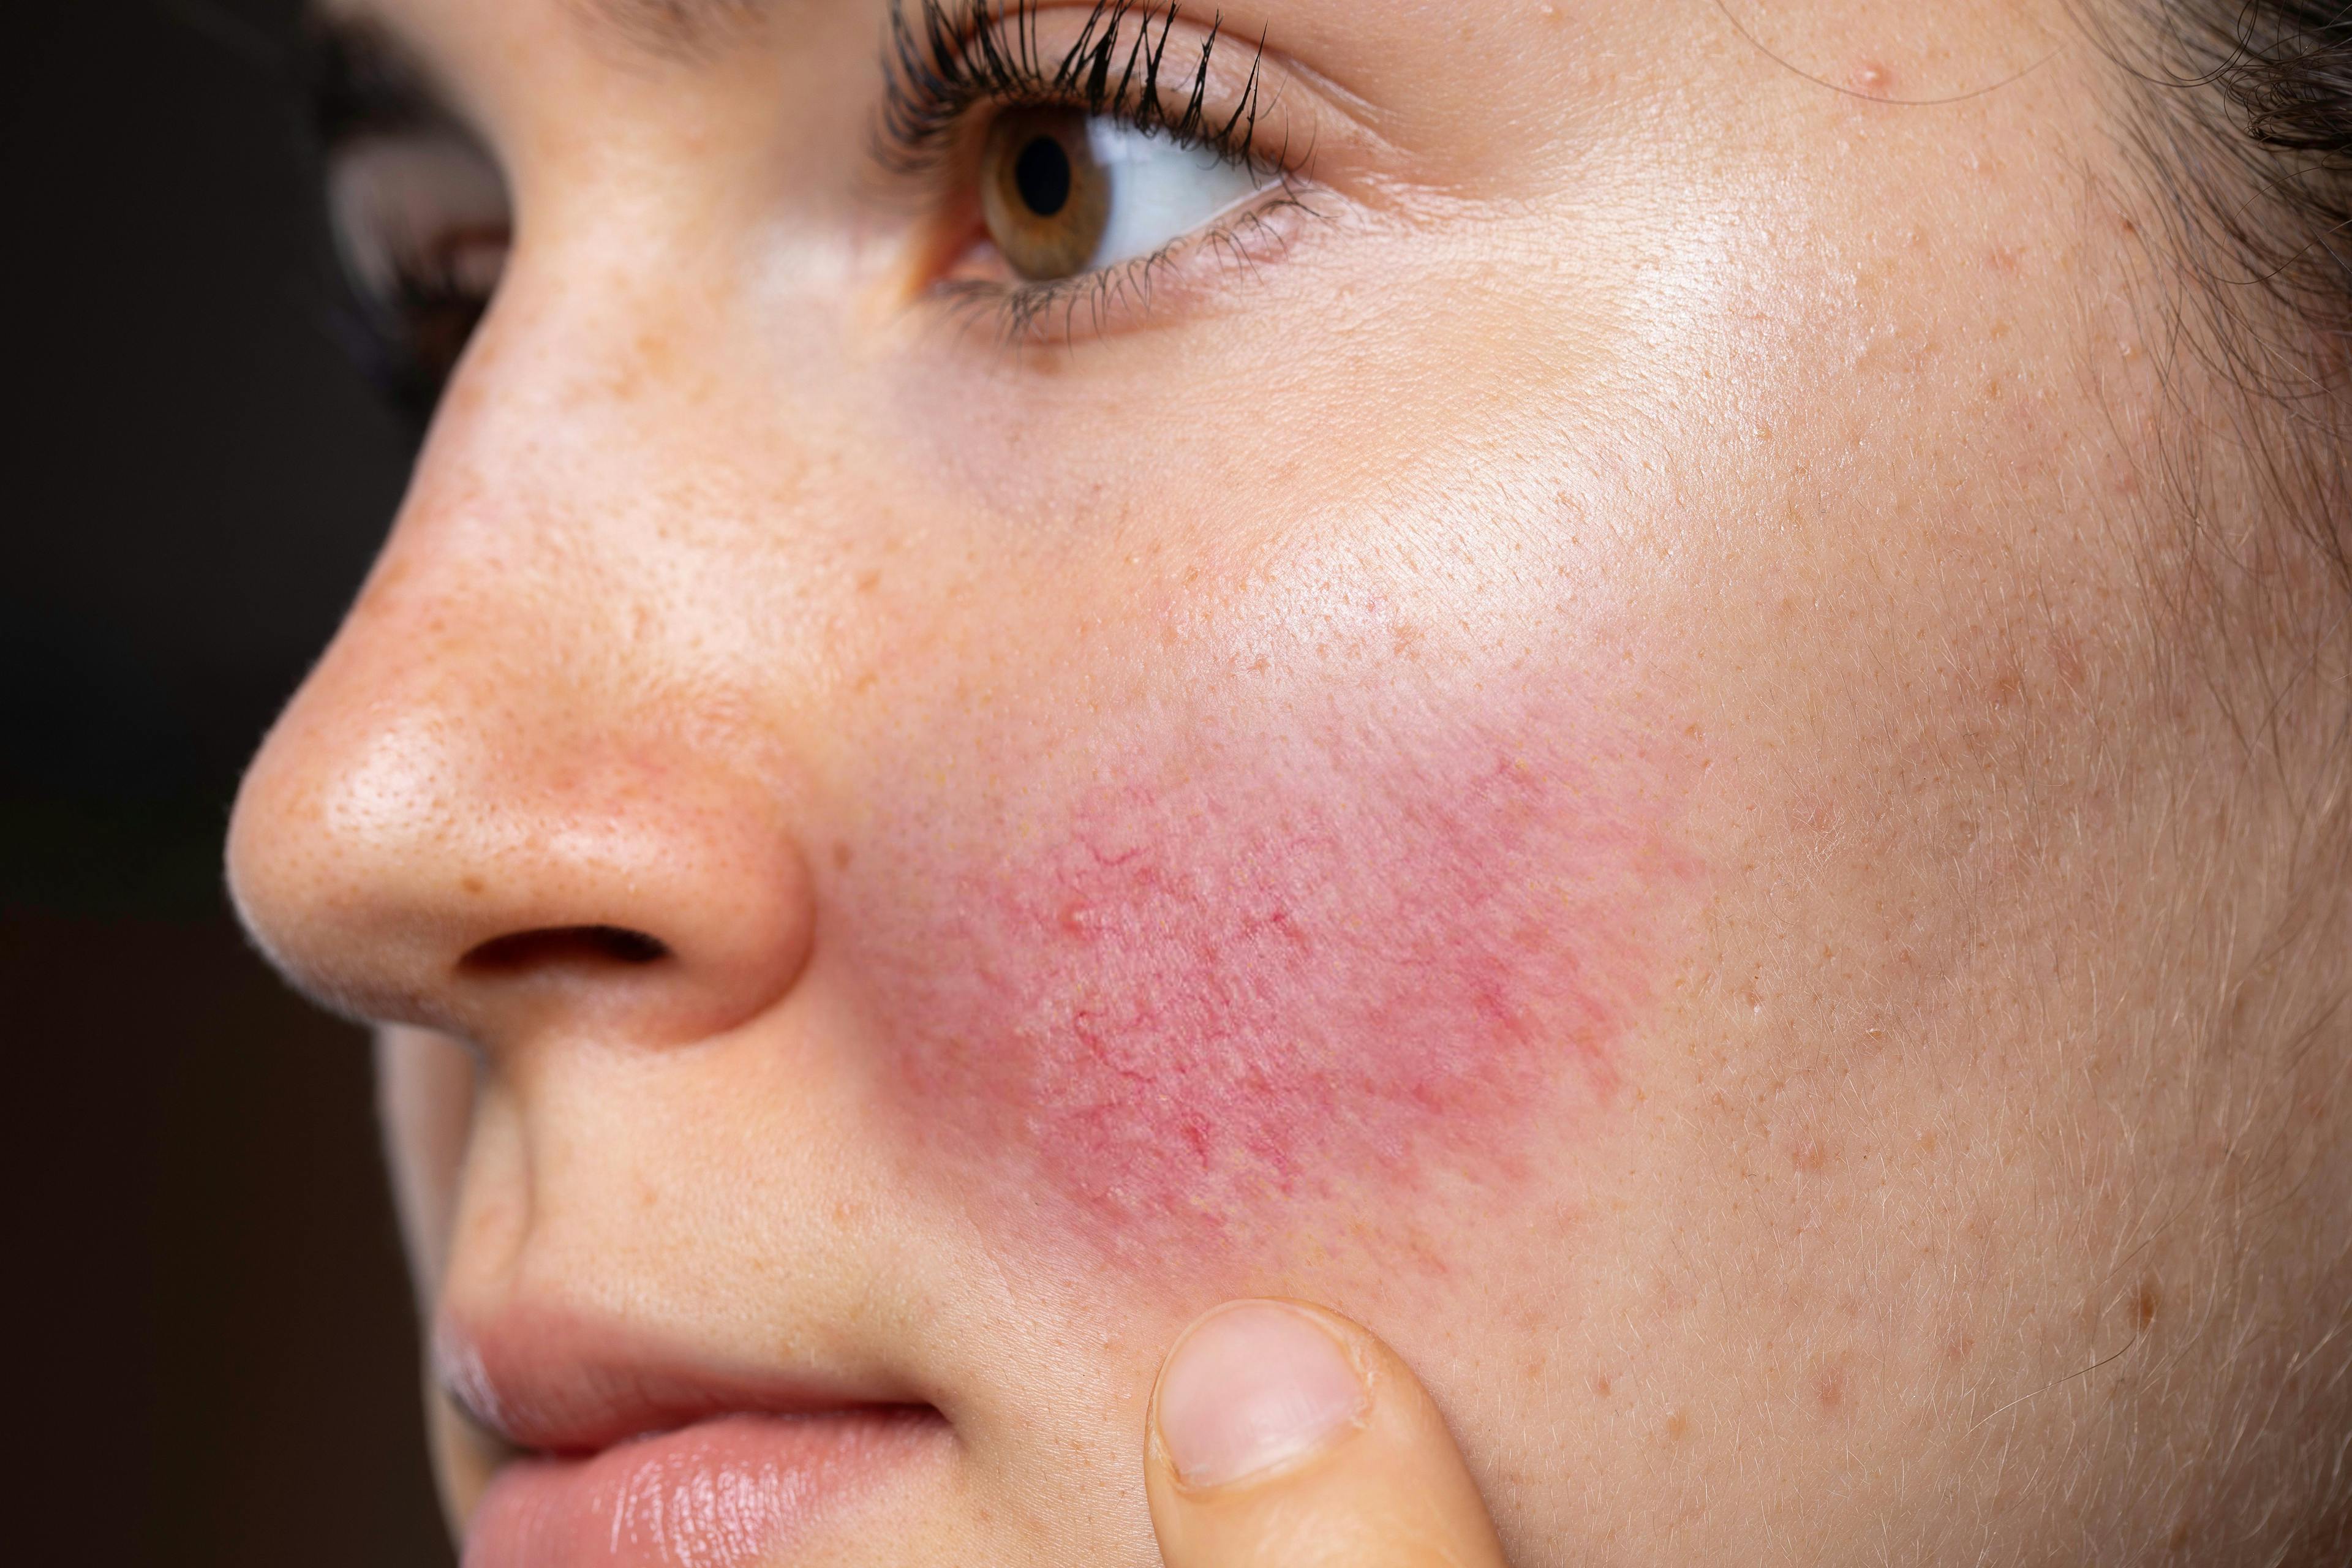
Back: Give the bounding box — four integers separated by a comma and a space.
1080, 119, 1268, 273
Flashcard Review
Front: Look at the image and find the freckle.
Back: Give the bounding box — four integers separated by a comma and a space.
1663, 1410, 1690, 1441
461, 876, 486, 895
1790, 1137, 1831, 1174
832, 842, 854, 872
1591, 1373, 1611, 1398
2049, 633, 2087, 688
1917, 1129, 1937, 1155
1787, 796, 1835, 835
856, 570, 883, 595
2136, 1278, 2162, 1331
1814, 1365, 1845, 1412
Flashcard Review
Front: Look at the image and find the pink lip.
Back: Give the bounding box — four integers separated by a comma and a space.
442, 1307, 947, 1568
464, 1411, 940, 1568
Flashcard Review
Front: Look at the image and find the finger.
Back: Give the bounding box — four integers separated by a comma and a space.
1145, 1299, 1510, 1568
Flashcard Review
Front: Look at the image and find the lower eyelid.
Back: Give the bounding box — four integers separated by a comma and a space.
950, 179, 1320, 345
1082, 128, 1271, 272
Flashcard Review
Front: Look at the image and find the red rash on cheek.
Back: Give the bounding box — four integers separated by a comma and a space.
852, 685, 1694, 1264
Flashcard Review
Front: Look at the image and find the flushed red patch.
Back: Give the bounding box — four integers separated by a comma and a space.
853, 680, 1695, 1263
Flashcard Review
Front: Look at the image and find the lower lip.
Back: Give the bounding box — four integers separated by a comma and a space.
462, 1411, 941, 1568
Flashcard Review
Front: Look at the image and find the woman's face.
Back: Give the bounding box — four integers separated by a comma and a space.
226, 0, 2345, 1562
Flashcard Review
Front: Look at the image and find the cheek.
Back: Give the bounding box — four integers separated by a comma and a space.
846, 679, 1696, 1268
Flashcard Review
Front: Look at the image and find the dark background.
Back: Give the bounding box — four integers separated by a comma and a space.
9, 2, 453, 1561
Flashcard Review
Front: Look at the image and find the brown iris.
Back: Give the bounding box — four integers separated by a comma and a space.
981, 108, 1112, 282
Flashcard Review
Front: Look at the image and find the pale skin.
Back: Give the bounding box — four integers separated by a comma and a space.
227, 0, 2351, 1564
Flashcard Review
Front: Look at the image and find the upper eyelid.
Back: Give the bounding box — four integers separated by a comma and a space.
873, 3, 1414, 217
875, 0, 1276, 170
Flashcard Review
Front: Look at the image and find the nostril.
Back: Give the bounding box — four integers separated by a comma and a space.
460, 925, 673, 974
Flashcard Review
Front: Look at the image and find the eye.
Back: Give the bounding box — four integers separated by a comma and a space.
325, 131, 511, 410
977, 107, 1269, 283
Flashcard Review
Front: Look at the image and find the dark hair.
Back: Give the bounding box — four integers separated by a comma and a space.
2094, 1, 2352, 835
2174, 4, 2352, 344
2128, 5, 2352, 606
2128, 22, 2352, 1568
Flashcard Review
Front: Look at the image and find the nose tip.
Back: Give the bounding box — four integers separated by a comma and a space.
227, 684, 818, 1054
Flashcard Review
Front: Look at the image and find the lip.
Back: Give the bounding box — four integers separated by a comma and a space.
464, 1410, 941, 1568
443, 1306, 948, 1568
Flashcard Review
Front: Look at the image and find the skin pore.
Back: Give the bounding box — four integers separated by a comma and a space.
227, 0, 2351, 1564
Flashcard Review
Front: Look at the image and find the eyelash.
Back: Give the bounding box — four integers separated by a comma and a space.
876, 0, 1307, 341
879, 0, 1268, 173
318, 0, 1302, 413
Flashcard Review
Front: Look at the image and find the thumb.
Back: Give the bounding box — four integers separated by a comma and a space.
1145, 1299, 1510, 1568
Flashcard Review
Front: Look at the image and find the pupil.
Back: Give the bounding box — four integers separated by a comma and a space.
1014, 135, 1072, 218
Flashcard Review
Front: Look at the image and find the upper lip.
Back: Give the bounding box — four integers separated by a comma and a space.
437, 1300, 939, 1456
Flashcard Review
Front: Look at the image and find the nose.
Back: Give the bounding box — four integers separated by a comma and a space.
230, 671, 817, 1049
227, 358, 818, 1059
